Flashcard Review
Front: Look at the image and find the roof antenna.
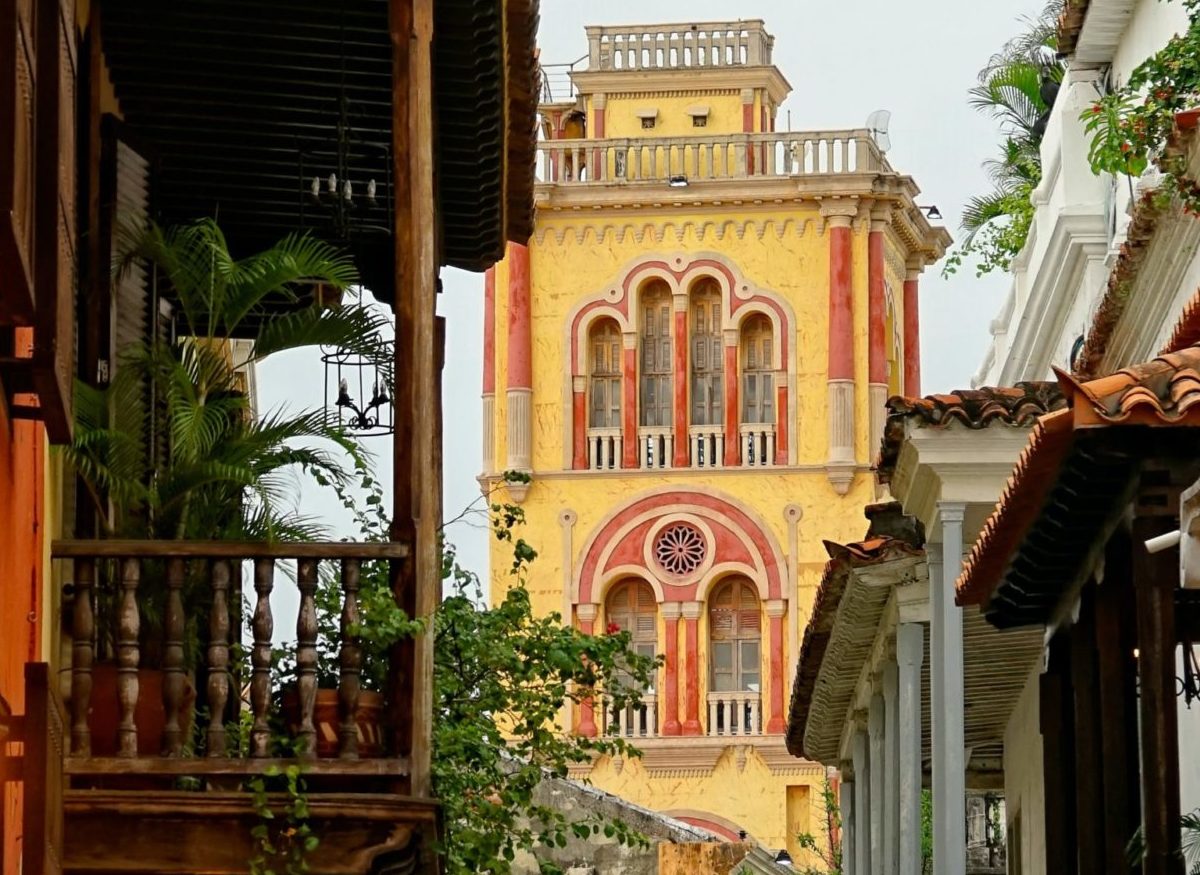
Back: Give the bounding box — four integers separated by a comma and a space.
865, 109, 892, 153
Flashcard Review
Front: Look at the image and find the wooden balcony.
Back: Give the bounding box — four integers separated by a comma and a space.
39, 539, 436, 874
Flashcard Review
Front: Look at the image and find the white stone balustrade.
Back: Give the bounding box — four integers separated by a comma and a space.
706, 691, 762, 737
537, 130, 886, 186
740, 424, 776, 467
638, 427, 673, 469
601, 694, 658, 739
689, 426, 724, 469
585, 21, 773, 71
586, 427, 622, 471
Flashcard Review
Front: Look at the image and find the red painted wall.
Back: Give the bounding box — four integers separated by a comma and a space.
0, 328, 46, 875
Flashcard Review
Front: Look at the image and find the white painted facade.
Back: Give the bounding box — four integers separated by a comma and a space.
974, 0, 1193, 387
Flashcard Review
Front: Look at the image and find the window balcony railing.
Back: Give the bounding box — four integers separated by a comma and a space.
601, 693, 658, 739
638, 427, 674, 469
706, 691, 762, 737
586, 427, 622, 470
740, 423, 776, 468
538, 130, 887, 187
57, 539, 412, 773
584, 21, 774, 72
688, 426, 725, 469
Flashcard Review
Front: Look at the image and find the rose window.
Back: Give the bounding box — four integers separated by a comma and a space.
654, 524, 707, 576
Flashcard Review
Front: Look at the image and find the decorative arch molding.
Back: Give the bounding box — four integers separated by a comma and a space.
533, 216, 819, 247
572, 487, 785, 607
661, 810, 746, 842
563, 253, 799, 468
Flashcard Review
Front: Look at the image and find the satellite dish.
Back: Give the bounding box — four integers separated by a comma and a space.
866, 109, 892, 153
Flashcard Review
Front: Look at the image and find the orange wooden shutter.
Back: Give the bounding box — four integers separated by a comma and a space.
0, 0, 38, 323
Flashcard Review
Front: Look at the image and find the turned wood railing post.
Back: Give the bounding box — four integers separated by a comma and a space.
116, 557, 141, 757
296, 558, 319, 759
70, 557, 96, 755
162, 557, 187, 756
206, 559, 232, 757
339, 559, 363, 759
250, 558, 275, 757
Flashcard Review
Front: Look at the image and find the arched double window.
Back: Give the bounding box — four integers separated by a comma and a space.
606, 580, 658, 707
639, 281, 673, 428
740, 314, 775, 424
588, 318, 622, 429
708, 579, 761, 692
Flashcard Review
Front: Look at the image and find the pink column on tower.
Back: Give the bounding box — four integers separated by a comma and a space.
621, 339, 638, 468
661, 603, 682, 736
506, 243, 533, 475
867, 210, 891, 460
571, 376, 587, 470
682, 603, 702, 735
823, 203, 858, 494
576, 604, 598, 737
723, 334, 740, 466
591, 94, 606, 181
903, 262, 922, 398
672, 299, 690, 468
481, 268, 496, 477
766, 600, 787, 734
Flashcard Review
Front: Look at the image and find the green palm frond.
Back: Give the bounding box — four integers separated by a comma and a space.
969, 60, 1048, 136
251, 304, 391, 367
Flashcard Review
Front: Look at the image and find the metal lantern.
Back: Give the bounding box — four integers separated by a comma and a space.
322, 343, 394, 437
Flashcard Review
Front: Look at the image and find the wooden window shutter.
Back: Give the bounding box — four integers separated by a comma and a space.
20, 663, 66, 875
0, 0, 38, 322
32, 0, 77, 443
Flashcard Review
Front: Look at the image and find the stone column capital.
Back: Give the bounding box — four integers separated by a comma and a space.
741, 87, 756, 104
870, 206, 893, 232
820, 200, 859, 227
723, 327, 740, 347
672, 292, 689, 312
576, 603, 598, 623
661, 601, 682, 620
937, 501, 967, 524
622, 330, 638, 350
572, 375, 587, 393
592, 92, 607, 110
765, 598, 787, 619
681, 601, 703, 620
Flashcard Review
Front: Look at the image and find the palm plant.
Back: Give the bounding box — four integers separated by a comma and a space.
67, 217, 391, 543
945, 0, 1065, 277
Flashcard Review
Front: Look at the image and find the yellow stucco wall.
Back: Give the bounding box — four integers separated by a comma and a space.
484, 192, 911, 854
601, 92, 750, 139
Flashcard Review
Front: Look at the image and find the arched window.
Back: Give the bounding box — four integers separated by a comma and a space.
708, 579, 761, 692
689, 279, 723, 426
588, 319, 621, 429
639, 281, 673, 428
740, 314, 775, 424
606, 580, 658, 699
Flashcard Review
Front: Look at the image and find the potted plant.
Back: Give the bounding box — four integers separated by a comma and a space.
66, 218, 390, 755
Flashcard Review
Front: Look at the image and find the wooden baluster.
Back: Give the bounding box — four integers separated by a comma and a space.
338, 559, 363, 759
116, 558, 141, 757
206, 559, 232, 757
71, 558, 96, 755
296, 558, 319, 759
250, 558, 275, 757
162, 557, 186, 756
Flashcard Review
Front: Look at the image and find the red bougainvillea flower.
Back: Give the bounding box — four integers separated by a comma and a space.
606, 621, 621, 635
1092, 104, 1103, 114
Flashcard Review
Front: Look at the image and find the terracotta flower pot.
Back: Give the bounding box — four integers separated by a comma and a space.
87, 663, 196, 756
281, 687, 385, 757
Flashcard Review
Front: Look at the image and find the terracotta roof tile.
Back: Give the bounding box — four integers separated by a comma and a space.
786, 535, 923, 757
957, 346, 1200, 610
1162, 287, 1200, 354
876, 382, 1066, 483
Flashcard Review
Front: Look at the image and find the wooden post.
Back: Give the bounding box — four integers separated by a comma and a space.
1132, 514, 1184, 875
1069, 588, 1104, 875
1040, 631, 1076, 875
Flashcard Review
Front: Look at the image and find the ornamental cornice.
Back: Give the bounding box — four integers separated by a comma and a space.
565, 737, 813, 779
571, 65, 791, 105
603, 88, 740, 100
534, 216, 821, 247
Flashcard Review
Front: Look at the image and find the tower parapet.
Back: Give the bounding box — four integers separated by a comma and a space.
584, 21, 775, 71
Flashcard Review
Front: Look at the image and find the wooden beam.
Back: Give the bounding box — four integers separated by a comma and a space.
1095, 529, 1141, 873
1132, 514, 1184, 875
51, 540, 411, 559
1070, 587, 1104, 875
1040, 630, 1077, 875
65, 757, 410, 777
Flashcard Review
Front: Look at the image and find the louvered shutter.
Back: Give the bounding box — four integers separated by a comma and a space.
0, 0, 38, 321
32, 0, 78, 443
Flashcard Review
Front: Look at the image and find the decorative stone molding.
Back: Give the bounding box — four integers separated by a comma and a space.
505, 387, 533, 501
661, 601, 682, 620
576, 603, 598, 623
752, 738, 828, 777
722, 327, 739, 347
764, 599, 786, 619
681, 601, 702, 621
826, 379, 856, 494
571, 375, 586, 393
740, 87, 755, 105
870, 205, 893, 232
535, 217, 819, 247
591, 92, 607, 110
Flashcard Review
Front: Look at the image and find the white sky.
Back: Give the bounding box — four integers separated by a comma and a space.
259, 0, 1049, 583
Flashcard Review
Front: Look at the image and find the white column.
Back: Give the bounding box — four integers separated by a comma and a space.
853, 729, 870, 875
869, 694, 885, 873
897, 622, 924, 875
882, 660, 900, 875
842, 778, 856, 875
931, 503, 967, 875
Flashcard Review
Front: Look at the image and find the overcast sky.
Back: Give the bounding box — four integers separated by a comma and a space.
259, 0, 1048, 583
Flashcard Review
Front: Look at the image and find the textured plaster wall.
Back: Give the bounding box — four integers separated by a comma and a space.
599, 94, 752, 139
1003, 668, 1046, 875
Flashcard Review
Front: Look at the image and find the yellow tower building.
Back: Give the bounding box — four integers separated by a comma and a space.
481, 20, 950, 860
